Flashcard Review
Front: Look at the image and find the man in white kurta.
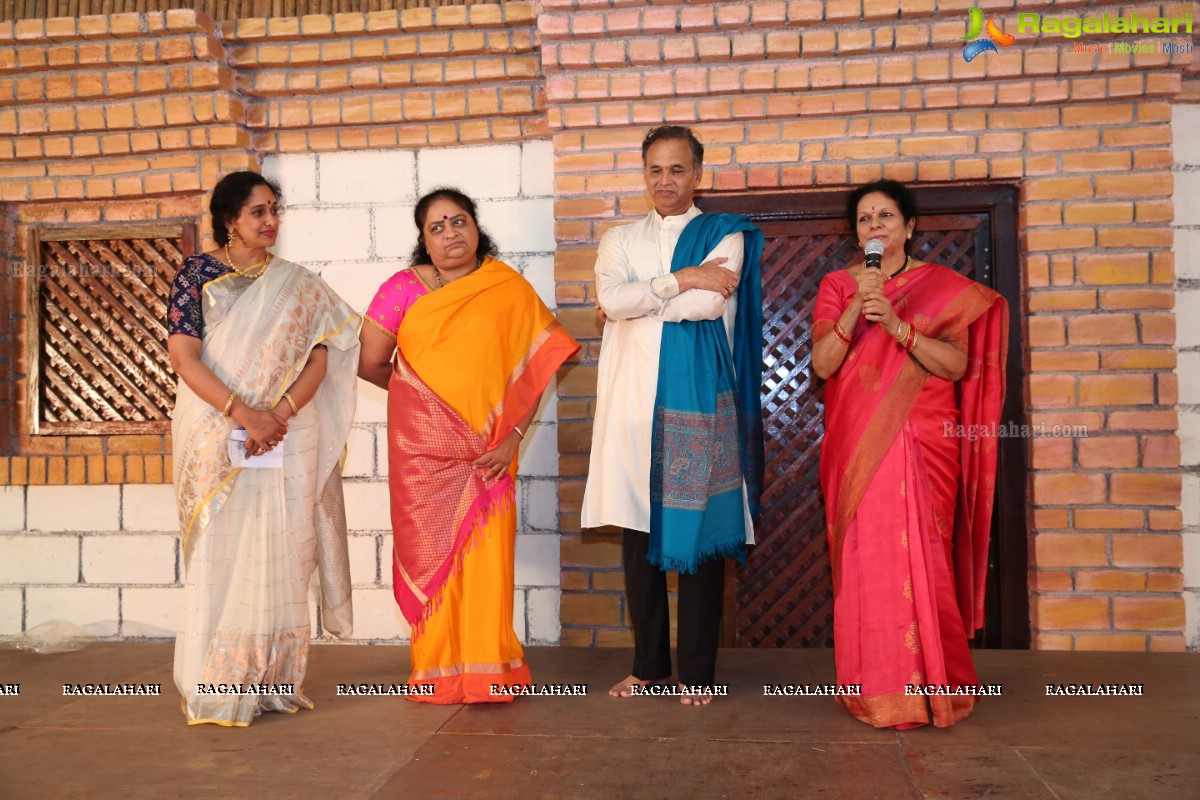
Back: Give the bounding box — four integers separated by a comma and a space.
581, 126, 750, 704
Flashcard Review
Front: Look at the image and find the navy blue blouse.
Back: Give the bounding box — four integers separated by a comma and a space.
167, 253, 234, 340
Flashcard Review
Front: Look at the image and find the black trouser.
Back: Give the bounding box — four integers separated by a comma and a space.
622, 529, 725, 687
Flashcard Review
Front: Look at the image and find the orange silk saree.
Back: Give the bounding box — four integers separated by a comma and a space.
387, 258, 579, 704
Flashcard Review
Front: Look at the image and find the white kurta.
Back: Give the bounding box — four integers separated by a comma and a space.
581, 206, 754, 541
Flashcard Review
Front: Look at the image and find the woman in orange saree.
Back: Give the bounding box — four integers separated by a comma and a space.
358, 189, 579, 704
812, 180, 1008, 729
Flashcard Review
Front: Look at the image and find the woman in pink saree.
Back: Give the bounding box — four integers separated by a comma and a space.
812, 180, 1008, 728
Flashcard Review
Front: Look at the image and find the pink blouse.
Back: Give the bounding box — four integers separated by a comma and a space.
365, 268, 430, 336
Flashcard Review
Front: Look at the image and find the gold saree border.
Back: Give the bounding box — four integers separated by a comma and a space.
271, 311, 362, 405
409, 658, 528, 681
838, 692, 978, 729
183, 467, 242, 554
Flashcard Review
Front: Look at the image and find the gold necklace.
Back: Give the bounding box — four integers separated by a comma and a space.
427, 259, 482, 290
886, 255, 912, 280
225, 242, 271, 279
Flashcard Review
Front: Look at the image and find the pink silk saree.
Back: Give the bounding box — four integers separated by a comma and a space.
815, 263, 1007, 728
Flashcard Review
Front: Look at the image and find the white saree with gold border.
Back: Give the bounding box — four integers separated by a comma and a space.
171, 258, 360, 727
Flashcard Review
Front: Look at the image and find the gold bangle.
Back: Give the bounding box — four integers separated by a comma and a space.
513, 425, 525, 440
283, 392, 299, 416
222, 390, 237, 417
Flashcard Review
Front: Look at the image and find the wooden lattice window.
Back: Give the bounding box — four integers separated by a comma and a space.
25, 225, 196, 436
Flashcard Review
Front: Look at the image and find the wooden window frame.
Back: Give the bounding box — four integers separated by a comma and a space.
24, 223, 197, 437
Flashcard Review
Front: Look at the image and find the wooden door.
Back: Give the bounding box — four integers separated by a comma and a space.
701, 186, 1028, 649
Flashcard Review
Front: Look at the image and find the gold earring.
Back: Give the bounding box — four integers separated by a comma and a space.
230, 229, 238, 245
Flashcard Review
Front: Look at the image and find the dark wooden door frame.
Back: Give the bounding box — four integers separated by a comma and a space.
701, 183, 1029, 649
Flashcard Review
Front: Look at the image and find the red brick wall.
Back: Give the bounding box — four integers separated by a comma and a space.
223, 2, 543, 154
546, 0, 1191, 651
0, 11, 251, 483
0, 4, 541, 485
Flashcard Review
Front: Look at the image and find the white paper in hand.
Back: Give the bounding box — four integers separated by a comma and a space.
227, 429, 284, 469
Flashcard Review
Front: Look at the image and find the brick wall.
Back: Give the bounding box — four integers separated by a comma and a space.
0, 10, 256, 477
546, 0, 1193, 651
1, 1, 508, 24
0, 4, 559, 643
1172, 104, 1200, 649
224, 2, 542, 155
0, 1, 1195, 651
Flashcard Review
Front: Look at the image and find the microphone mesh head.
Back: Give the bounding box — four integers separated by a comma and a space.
864, 239, 885, 257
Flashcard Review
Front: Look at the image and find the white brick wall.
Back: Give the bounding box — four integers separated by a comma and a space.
346, 588, 411, 641
3, 142, 563, 646
320, 151, 417, 205
347, 534, 379, 586
0, 587, 23, 635
372, 211, 421, 261
260, 141, 563, 645
0, 486, 25, 531
82, 535, 177, 585
121, 587, 183, 637
122, 485, 181, 531
1173, 105, 1200, 651
277, 207, 373, 263
342, 426, 377, 479
0, 535, 79, 584
523, 479, 561, 532
417, 145, 521, 198
26, 486, 119, 531
263, 153, 316, 206
526, 587, 561, 643
25, 587, 119, 637
341, 481, 393, 531
512, 589, 527, 643
514, 534, 560, 588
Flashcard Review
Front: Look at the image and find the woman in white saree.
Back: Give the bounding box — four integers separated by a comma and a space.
168, 171, 360, 726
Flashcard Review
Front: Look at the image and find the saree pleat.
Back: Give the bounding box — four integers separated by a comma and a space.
816, 264, 1007, 729
172, 259, 359, 726
388, 258, 578, 704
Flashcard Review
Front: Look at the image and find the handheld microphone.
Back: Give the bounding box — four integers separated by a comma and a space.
864, 239, 884, 270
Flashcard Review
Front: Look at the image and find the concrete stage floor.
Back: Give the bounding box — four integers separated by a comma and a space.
0, 644, 1196, 799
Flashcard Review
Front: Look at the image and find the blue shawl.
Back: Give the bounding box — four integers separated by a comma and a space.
648, 213, 764, 573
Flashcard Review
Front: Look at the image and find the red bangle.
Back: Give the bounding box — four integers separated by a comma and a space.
905, 325, 917, 352
833, 322, 852, 345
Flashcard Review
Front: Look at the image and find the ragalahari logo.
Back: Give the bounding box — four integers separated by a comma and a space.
962, 8, 1016, 61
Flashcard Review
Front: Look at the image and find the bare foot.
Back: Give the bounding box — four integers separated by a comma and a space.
608, 675, 652, 698
679, 684, 713, 706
